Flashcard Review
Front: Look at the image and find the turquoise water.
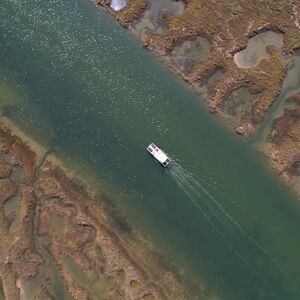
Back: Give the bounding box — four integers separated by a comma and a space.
1, 0, 300, 299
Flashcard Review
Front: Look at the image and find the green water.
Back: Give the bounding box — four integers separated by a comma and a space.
1, 0, 300, 299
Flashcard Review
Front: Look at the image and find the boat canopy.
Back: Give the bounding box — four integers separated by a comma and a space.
147, 143, 171, 167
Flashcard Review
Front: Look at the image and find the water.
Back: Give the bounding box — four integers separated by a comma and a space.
223, 87, 259, 127
171, 37, 211, 72
1, 0, 300, 299
234, 31, 283, 68
251, 54, 300, 145
132, 0, 184, 40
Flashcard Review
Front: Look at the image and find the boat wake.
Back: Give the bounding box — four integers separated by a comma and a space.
168, 162, 300, 296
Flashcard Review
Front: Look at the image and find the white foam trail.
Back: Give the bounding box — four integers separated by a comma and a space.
171, 166, 279, 296
170, 166, 258, 270
169, 162, 300, 296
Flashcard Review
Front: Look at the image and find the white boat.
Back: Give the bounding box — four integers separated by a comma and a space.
147, 143, 171, 167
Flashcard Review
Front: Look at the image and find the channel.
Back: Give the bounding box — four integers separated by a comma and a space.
1, 0, 300, 299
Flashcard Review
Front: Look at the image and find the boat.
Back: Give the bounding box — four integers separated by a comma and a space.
146, 143, 172, 167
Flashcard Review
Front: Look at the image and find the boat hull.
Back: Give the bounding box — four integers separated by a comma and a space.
147, 143, 171, 167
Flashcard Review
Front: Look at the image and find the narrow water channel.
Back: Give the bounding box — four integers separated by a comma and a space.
1, 1, 300, 299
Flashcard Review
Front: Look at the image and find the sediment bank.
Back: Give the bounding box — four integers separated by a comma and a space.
97, 0, 300, 191
0, 118, 196, 299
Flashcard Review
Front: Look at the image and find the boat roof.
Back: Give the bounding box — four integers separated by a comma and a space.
152, 149, 168, 163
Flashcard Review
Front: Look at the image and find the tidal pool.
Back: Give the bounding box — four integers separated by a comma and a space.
132, 0, 184, 39
171, 36, 211, 72
251, 53, 300, 145
224, 87, 259, 127
234, 31, 284, 68
4, 190, 21, 233
1, 0, 300, 299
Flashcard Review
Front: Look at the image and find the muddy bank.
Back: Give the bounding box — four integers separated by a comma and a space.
97, 0, 148, 27
96, 0, 300, 136
95, 0, 300, 195
267, 92, 300, 185
0, 119, 198, 299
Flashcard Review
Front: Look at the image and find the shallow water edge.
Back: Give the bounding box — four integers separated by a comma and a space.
0, 116, 199, 299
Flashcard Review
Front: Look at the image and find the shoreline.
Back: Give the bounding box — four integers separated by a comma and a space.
96, 0, 300, 195
0, 117, 200, 299
1, 0, 300, 298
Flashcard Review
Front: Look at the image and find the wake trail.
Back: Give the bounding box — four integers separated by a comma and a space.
169, 162, 299, 296
171, 168, 259, 273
